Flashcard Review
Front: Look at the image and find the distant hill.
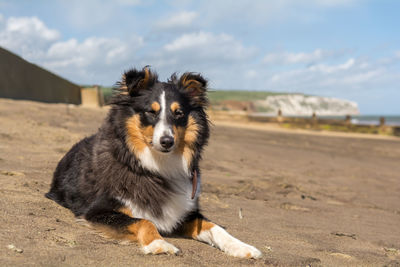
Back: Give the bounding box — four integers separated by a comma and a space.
0, 47, 81, 104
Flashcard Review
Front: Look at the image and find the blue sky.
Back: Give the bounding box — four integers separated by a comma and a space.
0, 0, 399, 114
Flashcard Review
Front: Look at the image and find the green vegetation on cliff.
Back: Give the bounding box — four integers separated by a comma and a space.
208, 90, 281, 104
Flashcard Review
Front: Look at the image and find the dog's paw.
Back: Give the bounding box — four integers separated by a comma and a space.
142, 239, 180, 255
224, 242, 262, 259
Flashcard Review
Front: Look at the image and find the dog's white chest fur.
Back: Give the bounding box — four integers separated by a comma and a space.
120, 147, 198, 233
120, 189, 196, 233
138, 147, 190, 179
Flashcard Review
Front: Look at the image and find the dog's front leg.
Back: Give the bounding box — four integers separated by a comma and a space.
181, 215, 262, 259
84, 198, 179, 255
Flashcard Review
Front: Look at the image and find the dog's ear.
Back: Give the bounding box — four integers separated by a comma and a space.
179, 72, 208, 107
121, 67, 157, 96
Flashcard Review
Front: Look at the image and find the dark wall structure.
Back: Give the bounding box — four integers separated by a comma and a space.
0, 47, 81, 104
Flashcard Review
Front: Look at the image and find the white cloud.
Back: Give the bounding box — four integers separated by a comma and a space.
0, 16, 60, 59
308, 58, 355, 73
46, 37, 143, 66
263, 49, 337, 65
43, 36, 143, 83
154, 11, 198, 31
164, 31, 255, 61
165, 31, 217, 51
339, 69, 382, 85
0, 14, 143, 84
135, 31, 258, 88
145, 31, 251, 88
222, 56, 388, 96
194, 0, 359, 27
6, 16, 59, 41
248, 57, 394, 97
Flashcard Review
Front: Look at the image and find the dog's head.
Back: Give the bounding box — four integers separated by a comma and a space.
113, 67, 209, 162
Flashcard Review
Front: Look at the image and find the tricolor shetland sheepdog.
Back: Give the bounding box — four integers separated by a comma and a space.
45, 67, 262, 258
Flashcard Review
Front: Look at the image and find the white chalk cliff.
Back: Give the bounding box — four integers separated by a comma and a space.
255, 94, 359, 116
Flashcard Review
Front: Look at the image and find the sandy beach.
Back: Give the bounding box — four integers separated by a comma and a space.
1, 98, 399, 266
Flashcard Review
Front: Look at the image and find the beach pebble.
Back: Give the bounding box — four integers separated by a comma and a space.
7, 244, 23, 253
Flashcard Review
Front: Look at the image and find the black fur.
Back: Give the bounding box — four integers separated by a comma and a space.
85, 196, 140, 228
46, 67, 210, 234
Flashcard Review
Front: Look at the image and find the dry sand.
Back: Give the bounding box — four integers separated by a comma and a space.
0, 98, 399, 267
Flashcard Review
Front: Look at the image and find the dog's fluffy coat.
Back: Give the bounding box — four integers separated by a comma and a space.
46, 67, 261, 258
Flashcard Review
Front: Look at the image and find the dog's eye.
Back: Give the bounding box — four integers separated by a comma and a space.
145, 110, 157, 117
174, 109, 184, 118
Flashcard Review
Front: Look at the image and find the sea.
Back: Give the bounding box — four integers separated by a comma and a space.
321, 115, 400, 126
255, 114, 400, 126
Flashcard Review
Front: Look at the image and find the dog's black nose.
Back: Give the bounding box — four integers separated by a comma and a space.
160, 136, 174, 149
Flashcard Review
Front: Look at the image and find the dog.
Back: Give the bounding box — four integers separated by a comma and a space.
45, 67, 262, 258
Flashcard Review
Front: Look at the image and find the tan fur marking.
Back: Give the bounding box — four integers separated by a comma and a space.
90, 219, 162, 246
118, 207, 133, 217
126, 115, 147, 155
125, 115, 154, 156
183, 218, 215, 238
151, 101, 160, 112
143, 67, 150, 86
136, 67, 151, 89
184, 116, 199, 145
175, 115, 198, 163
142, 126, 154, 145
182, 74, 202, 90
128, 220, 163, 246
173, 126, 184, 146
181, 74, 207, 106
170, 102, 180, 113
119, 74, 129, 94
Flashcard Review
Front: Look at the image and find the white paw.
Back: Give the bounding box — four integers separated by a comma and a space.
142, 239, 180, 255
196, 225, 262, 259
224, 242, 262, 259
